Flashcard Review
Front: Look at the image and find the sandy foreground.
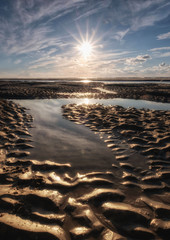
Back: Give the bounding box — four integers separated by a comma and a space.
0, 81, 170, 240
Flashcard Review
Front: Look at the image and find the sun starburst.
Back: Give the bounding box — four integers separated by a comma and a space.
77, 41, 93, 60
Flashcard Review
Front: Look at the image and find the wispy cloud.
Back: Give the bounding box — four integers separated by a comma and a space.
111, 0, 170, 41
13, 0, 86, 25
157, 31, 170, 40
74, 0, 112, 21
121, 61, 170, 77
143, 63, 170, 75
127, 0, 164, 12
149, 47, 170, 58
160, 52, 170, 57
27, 47, 132, 78
149, 46, 170, 51
125, 55, 151, 65
130, 5, 170, 31
0, 0, 87, 56
0, 0, 169, 78
113, 29, 129, 41
4, 26, 68, 56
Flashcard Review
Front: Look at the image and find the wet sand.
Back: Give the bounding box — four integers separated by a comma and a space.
0, 80, 170, 102
0, 82, 170, 239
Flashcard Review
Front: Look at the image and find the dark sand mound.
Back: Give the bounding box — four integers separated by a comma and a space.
62, 103, 170, 239
63, 104, 170, 162
0, 100, 170, 239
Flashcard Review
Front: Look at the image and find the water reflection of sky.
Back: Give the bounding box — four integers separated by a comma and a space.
65, 98, 170, 111
15, 98, 170, 169
15, 99, 115, 169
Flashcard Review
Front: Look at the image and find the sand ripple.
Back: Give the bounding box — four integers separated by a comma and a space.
0, 100, 170, 239
62, 103, 170, 239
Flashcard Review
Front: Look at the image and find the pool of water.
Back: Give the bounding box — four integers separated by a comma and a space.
61, 98, 170, 111
15, 99, 115, 169
15, 98, 170, 167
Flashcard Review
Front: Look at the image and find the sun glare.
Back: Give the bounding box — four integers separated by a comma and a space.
81, 79, 91, 83
78, 41, 93, 59
84, 98, 90, 104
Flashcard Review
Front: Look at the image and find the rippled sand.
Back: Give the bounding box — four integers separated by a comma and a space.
0, 100, 170, 240
0, 80, 169, 102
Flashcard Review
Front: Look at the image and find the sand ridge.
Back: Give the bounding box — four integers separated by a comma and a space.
62, 103, 170, 239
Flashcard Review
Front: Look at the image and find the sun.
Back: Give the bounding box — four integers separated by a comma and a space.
78, 41, 93, 60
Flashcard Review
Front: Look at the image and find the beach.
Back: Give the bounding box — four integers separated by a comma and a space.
0, 80, 170, 240
0, 80, 170, 102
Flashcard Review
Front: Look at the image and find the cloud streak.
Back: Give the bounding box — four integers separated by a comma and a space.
113, 29, 129, 41
150, 46, 170, 51
110, 0, 170, 41
13, 0, 86, 25
3, 26, 68, 56
157, 32, 170, 40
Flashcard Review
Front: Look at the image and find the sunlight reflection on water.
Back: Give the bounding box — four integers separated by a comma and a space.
80, 79, 91, 83
14, 98, 170, 167
76, 98, 170, 110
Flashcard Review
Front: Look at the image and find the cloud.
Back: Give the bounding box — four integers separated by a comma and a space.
27, 47, 132, 78
119, 61, 170, 77
108, 0, 170, 42
0, 0, 170, 78
125, 55, 151, 65
2, 26, 68, 56
130, 13, 169, 31
113, 29, 129, 41
160, 52, 170, 57
13, 0, 86, 25
128, 0, 164, 12
146, 63, 170, 74
157, 31, 170, 40
0, 0, 114, 60
159, 62, 166, 67
149, 46, 170, 58
127, 0, 170, 31
0, 0, 86, 57
74, 0, 112, 21
98, 51, 132, 60
149, 46, 170, 51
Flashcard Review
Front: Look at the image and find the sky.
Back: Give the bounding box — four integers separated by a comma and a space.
0, 0, 170, 78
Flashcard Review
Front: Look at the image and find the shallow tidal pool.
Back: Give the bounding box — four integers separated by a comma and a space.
14, 98, 170, 168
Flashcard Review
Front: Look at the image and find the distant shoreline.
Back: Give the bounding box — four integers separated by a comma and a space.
0, 77, 170, 82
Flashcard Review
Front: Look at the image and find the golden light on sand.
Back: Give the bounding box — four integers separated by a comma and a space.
77, 41, 93, 60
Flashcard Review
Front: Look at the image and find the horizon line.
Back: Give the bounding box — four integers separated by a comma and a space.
0, 77, 170, 81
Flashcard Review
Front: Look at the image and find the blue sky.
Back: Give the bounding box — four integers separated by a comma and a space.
0, 0, 170, 78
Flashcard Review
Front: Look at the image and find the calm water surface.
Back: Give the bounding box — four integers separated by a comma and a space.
15, 98, 170, 167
